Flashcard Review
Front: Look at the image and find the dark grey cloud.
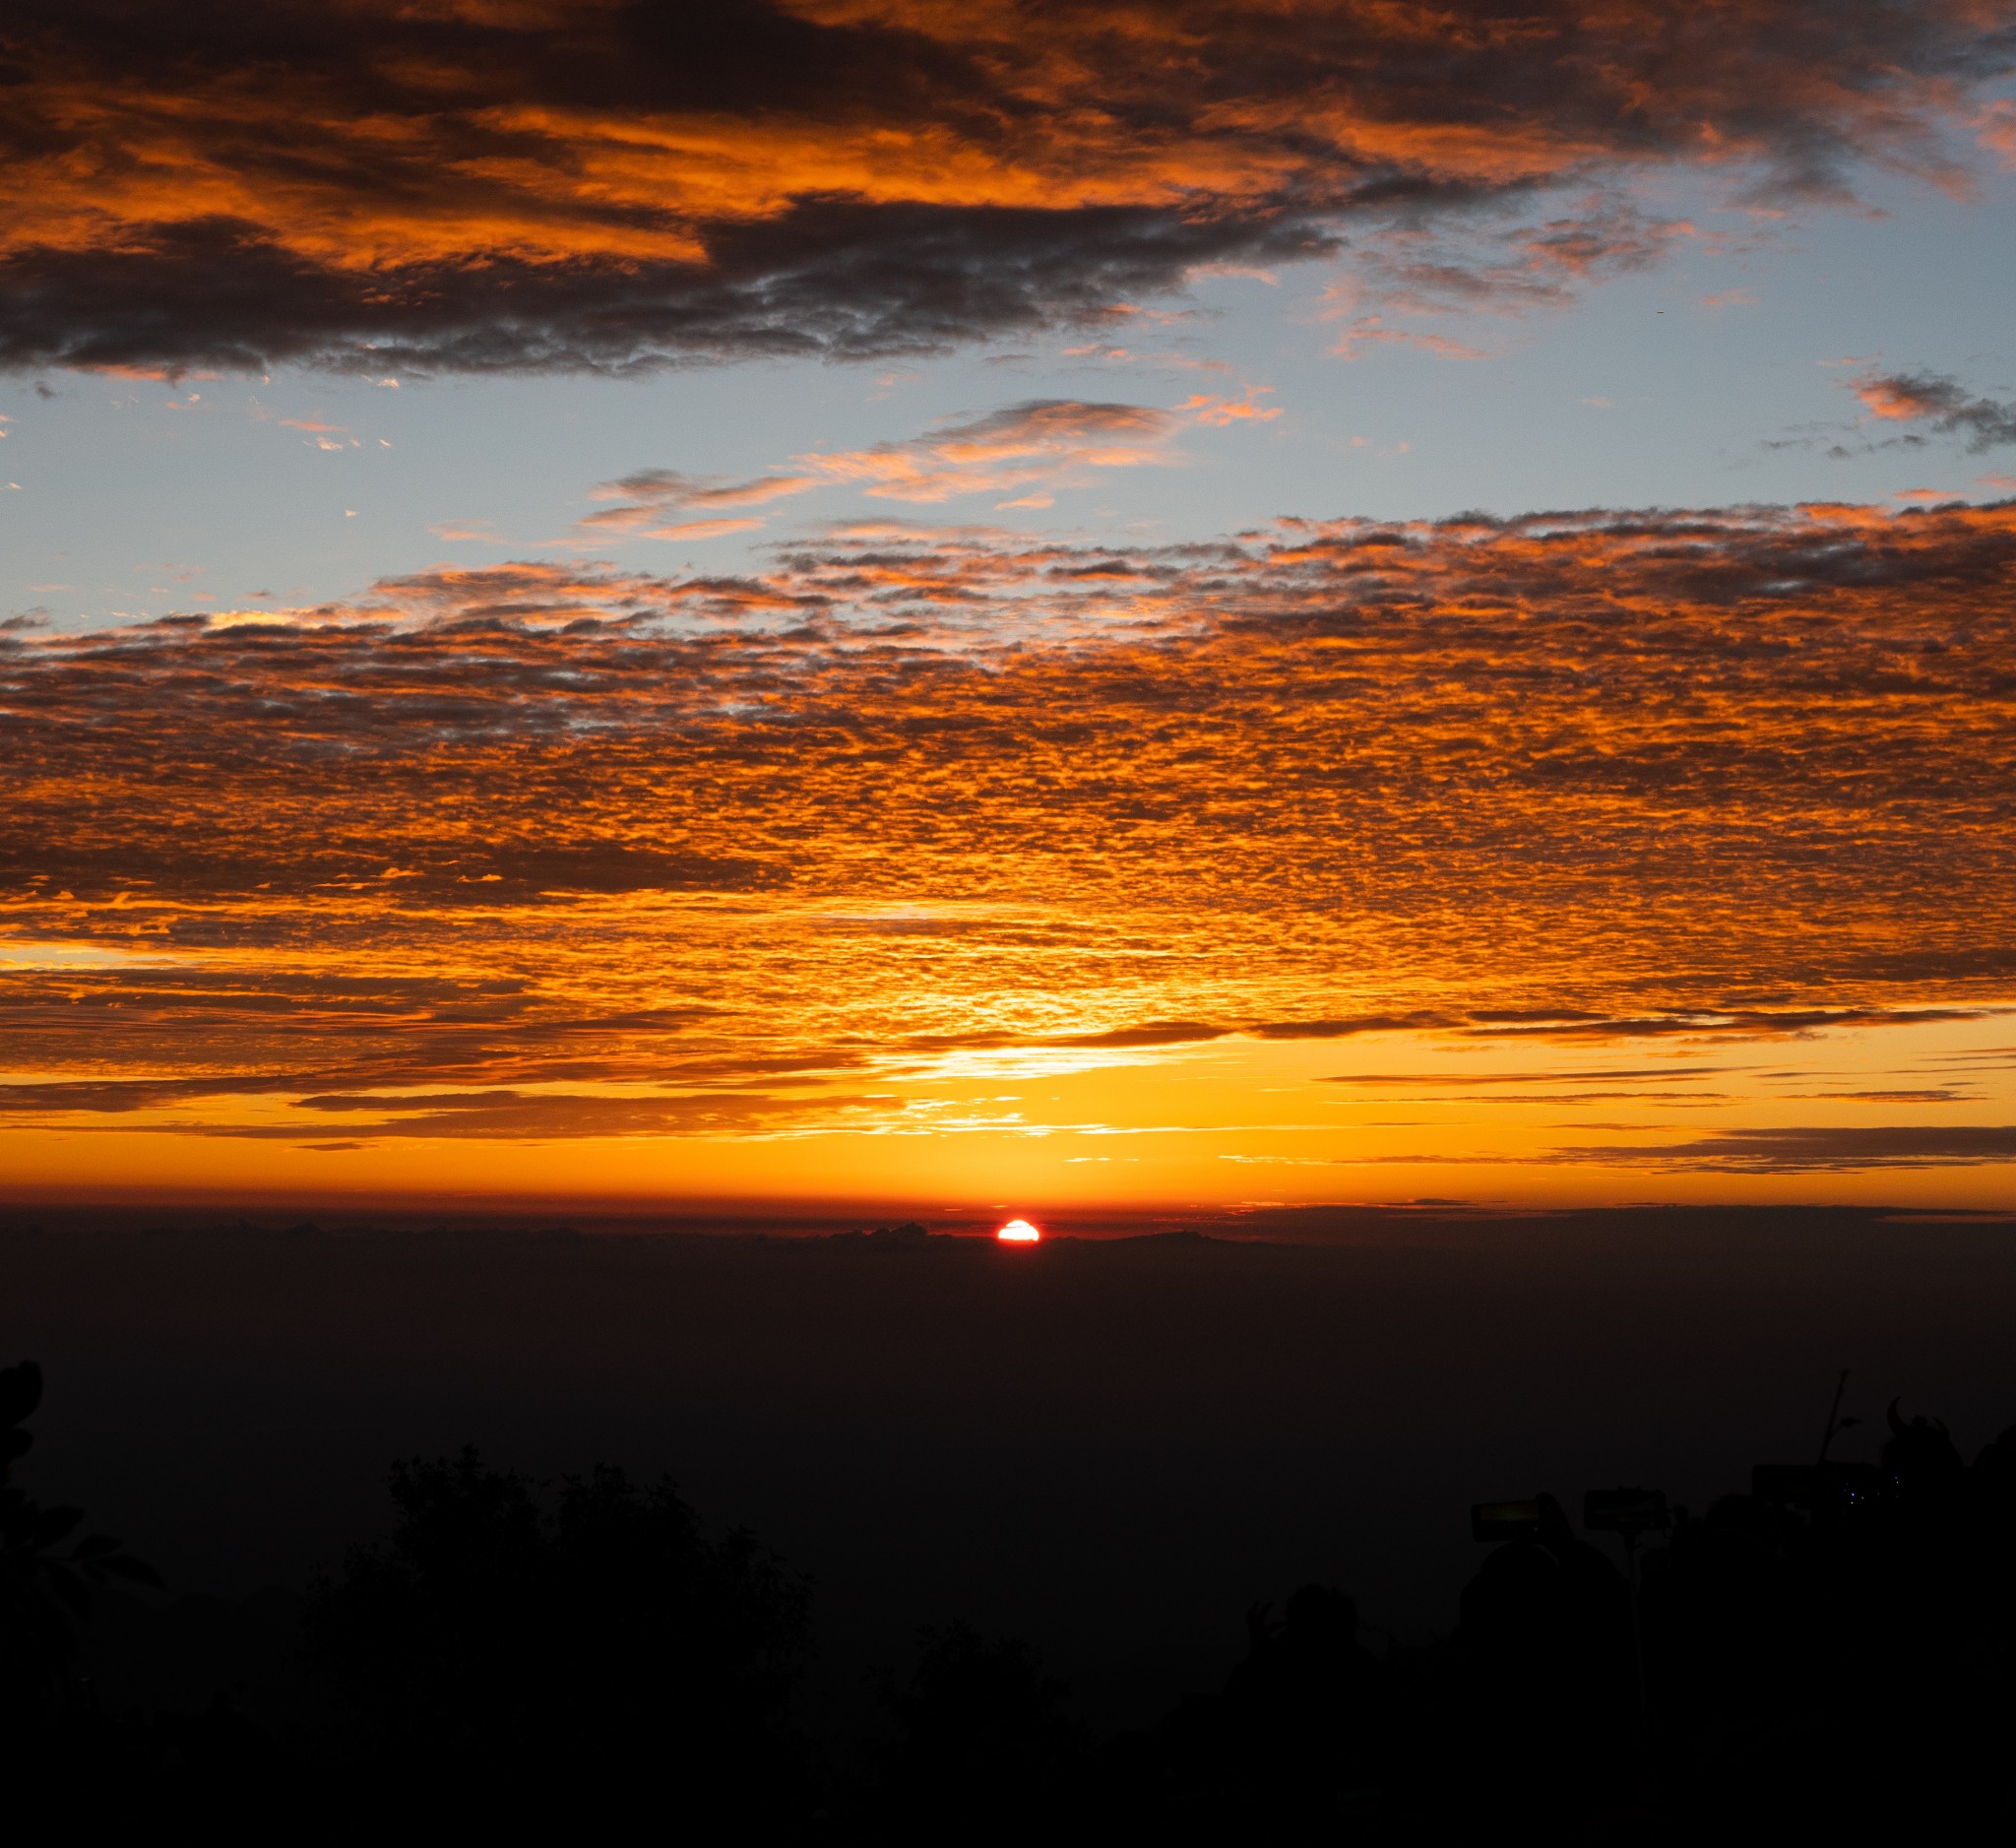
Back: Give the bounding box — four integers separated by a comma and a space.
1779, 1089, 1967, 1102
1552, 1124, 2016, 1170
1459, 1008, 1992, 1042
264, 1088, 881, 1140
0, 1076, 299, 1114
1051, 1020, 1231, 1050
1248, 1014, 1455, 1040
1833, 368, 2016, 455
0, 206, 1327, 377
0, 1, 2009, 373
1320, 1066, 1725, 1087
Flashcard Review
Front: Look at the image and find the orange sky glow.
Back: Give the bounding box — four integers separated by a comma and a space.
5, 1, 2016, 1219
6, 500, 2014, 1214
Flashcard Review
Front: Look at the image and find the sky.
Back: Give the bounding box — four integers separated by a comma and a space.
4, 0, 2016, 1220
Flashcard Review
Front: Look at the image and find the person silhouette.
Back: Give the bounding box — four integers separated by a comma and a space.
1210, 1583, 1383, 1823
1883, 1400, 1966, 1499
1456, 1493, 1633, 1810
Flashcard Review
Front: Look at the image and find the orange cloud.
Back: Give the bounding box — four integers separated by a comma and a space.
1858, 375, 1946, 420
1176, 388, 1281, 425
1978, 98, 2016, 169
1842, 368, 2016, 451
0, 2, 2007, 372
601, 516, 766, 542
578, 395, 1273, 532
1329, 316, 1493, 361
3, 493, 2014, 1189
792, 400, 1183, 502
588, 470, 819, 515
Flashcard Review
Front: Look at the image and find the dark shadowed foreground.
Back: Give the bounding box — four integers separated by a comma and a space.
4, 1205, 2016, 1832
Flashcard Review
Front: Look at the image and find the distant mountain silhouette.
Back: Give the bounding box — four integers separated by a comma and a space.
830, 1221, 936, 1245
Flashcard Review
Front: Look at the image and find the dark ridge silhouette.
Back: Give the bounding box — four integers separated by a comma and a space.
9, 1216, 2016, 1836
829, 1221, 935, 1246
11, 1352, 2016, 1834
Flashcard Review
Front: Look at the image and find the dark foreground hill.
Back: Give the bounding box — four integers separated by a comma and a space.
4, 1203, 2015, 1757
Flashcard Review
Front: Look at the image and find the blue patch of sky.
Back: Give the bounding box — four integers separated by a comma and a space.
3, 157, 2012, 633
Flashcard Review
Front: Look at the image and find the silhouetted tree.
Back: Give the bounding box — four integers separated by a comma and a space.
304, 1448, 808, 1825
1111, 1583, 1391, 1833
18, 1357, 2016, 1836
1, 1362, 161, 1727
867, 1623, 1079, 1839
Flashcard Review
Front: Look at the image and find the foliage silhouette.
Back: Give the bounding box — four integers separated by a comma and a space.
1132, 1582, 1386, 1830
10, 1357, 2016, 1836
865, 1622, 1081, 1840
303, 1448, 810, 1824
1, 1361, 161, 1725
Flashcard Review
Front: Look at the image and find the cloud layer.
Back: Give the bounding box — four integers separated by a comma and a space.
1551, 1124, 2016, 1171
2, 1, 2010, 372
3, 494, 2014, 1155
1849, 368, 2016, 453
579, 397, 1228, 532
